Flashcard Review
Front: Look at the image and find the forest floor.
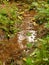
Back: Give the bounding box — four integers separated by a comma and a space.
0, 1, 47, 65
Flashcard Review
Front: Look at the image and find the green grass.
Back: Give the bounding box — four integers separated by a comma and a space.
23, 1, 49, 65
23, 37, 49, 65
0, 3, 22, 39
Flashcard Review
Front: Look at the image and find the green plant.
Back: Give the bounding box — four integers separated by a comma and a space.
0, 0, 9, 4
30, 1, 49, 26
26, 42, 33, 48
47, 0, 49, 3
22, 1, 49, 65
23, 37, 49, 65
26, 32, 32, 36
0, 4, 22, 39
29, 1, 48, 11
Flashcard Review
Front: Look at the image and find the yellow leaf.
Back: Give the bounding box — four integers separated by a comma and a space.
23, 58, 27, 61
